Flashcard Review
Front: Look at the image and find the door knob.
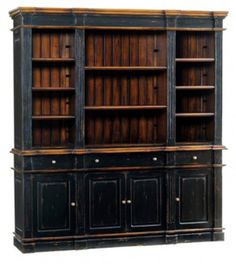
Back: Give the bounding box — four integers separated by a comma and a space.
121, 200, 126, 204
127, 200, 132, 204
175, 197, 180, 202
71, 202, 76, 207
192, 156, 198, 160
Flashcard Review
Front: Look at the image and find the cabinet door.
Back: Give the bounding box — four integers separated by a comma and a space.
127, 171, 165, 231
85, 173, 125, 234
33, 174, 75, 237
176, 169, 212, 229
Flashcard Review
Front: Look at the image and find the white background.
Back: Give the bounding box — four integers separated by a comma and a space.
0, 0, 235, 263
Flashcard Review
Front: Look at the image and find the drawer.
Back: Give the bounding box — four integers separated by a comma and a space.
25, 155, 79, 170
84, 152, 166, 168
175, 151, 212, 165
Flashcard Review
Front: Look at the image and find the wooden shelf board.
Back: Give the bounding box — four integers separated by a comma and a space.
175, 58, 215, 62
84, 105, 167, 110
32, 87, 75, 91
32, 58, 75, 62
85, 66, 167, 71
176, 113, 215, 117
176, 86, 215, 90
32, 116, 75, 120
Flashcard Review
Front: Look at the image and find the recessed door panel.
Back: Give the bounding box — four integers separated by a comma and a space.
86, 173, 125, 233
176, 169, 212, 229
127, 171, 165, 231
33, 174, 75, 237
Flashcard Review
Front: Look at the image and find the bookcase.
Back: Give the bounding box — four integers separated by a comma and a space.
10, 7, 227, 253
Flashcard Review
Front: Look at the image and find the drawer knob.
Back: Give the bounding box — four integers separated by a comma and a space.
176, 197, 180, 202
121, 200, 126, 204
95, 159, 100, 163
127, 200, 132, 204
153, 157, 158, 161
192, 156, 198, 160
52, 160, 57, 164
71, 202, 76, 207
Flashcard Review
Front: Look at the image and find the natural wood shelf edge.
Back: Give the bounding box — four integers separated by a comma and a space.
176, 113, 215, 117
11, 145, 227, 156
85, 66, 167, 71
84, 105, 167, 110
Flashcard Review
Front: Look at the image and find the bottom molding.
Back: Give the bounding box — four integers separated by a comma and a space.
14, 231, 224, 253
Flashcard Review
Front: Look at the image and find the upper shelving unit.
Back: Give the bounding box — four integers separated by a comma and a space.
175, 31, 215, 143
32, 29, 75, 147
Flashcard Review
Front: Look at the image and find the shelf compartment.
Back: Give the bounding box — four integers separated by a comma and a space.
176, 113, 214, 117
176, 86, 214, 90
86, 30, 167, 67
32, 119, 75, 147
32, 116, 75, 120
32, 64, 75, 88
32, 29, 74, 59
176, 117, 214, 143
176, 63, 214, 86
86, 71, 167, 107
85, 66, 167, 71
33, 92, 74, 116
85, 105, 167, 110
176, 32, 214, 58
85, 110, 166, 146
32, 87, 75, 91
176, 90, 214, 113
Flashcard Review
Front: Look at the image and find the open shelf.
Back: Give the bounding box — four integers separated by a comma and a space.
176, 32, 215, 58
32, 87, 75, 91
85, 105, 167, 111
32, 116, 75, 120
176, 86, 214, 90
85, 110, 167, 146
176, 113, 214, 117
85, 66, 167, 71
175, 58, 214, 62
86, 30, 167, 67
32, 58, 75, 62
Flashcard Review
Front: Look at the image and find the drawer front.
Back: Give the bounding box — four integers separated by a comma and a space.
26, 155, 78, 170
84, 152, 166, 168
175, 151, 212, 165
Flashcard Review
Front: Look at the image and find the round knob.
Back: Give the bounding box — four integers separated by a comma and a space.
192, 156, 198, 160
121, 200, 126, 204
71, 202, 76, 207
95, 159, 100, 163
176, 197, 180, 202
153, 157, 158, 161
127, 200, 132, 204
52, 160, 57, 164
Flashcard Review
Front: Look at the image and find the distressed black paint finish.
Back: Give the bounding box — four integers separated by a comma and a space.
10, 8, 227, 253
85, 172, 125, 233
32, 174, 76, 237
127, 171, 165, 231
175, 169, 212, 229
